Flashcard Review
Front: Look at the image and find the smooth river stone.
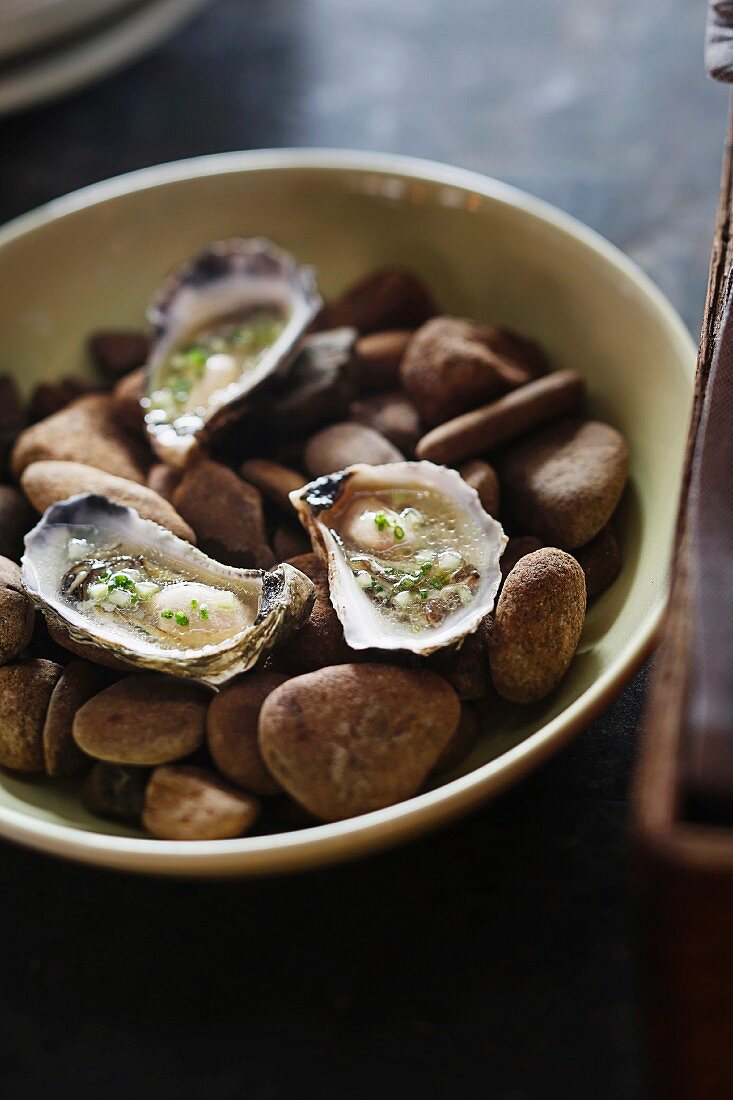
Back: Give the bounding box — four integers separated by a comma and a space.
500, 418, 628, 549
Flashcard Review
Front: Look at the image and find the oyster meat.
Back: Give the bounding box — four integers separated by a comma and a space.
144, 238, 322, 464
291, 461, 506, 655
22, 494, 315, 685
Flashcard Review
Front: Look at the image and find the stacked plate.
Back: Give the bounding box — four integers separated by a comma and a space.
0, 0, 213, 116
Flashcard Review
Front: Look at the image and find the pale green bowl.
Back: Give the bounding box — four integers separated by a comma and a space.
0, 150, 695, 875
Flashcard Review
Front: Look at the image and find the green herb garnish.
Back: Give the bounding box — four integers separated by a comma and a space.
161, 609, 174, 620
374, 511, 389, 531
199, 606, 209, 620
109, 573, 135, 590
174, 611, 190, 627
185, 344, 207, 366
190, 598, 199, 610
393, 525, 405, 540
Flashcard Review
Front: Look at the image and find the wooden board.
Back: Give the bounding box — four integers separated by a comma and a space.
632, 93, 733, 1100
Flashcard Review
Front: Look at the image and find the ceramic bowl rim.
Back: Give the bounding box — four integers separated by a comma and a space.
0, 148, 697, 876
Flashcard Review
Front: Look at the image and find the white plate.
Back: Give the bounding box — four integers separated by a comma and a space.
0, 0, 139, 63
0, 0, 212, 115
0, 150, 696, 876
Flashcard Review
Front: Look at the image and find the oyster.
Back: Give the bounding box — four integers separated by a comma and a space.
22, 494, 315, 685
144, 238, 322, 465
291, 461, 506, 655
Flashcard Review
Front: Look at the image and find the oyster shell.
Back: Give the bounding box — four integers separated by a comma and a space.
291, 461, 506, 655
144, 238, 322, 465
22, 494, 315, 686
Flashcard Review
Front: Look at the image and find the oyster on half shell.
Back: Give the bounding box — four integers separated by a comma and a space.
144, 238, 322, 465
291, 461, 507, 655
22, 494, 315, 686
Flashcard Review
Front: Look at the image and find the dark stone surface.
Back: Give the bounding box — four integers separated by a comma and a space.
0, 2, 726, 1097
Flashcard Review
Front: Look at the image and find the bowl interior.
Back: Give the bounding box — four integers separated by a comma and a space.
0, 153, 695, 871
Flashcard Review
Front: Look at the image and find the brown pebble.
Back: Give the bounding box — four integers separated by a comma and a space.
0, 374, 25, 477
489, 548, 586, 704
0, 484, 36, 562
500, 418, 628, 549
73, 674, 209, 765
146, 463, 182, 502
112, 366, 146, 436
424, 614, 493, 700
304, 422, 403, 478
27, 383, 64, 424
27, 615, 77, 666
254, 795, 318, 835
89, 329, 150, 382
239, 458, 306, 513
0, 659, 62, 771
272, 523, 311, 561
27, 377, 102, 423
573, 524, 621, 598
272, 434, 308, 470
207, 672, 288, 795
11, 393, 150, 484
348, 391, 421, 455
21, 461, 195, 543
142, 764, 260, 840
316, 268, 436, 335
459, 458, 500, 517
172, 459, 274, 568
0, 556, 35, 666
433, 703, 481, 775
259, 664, 460, 821
401, 318, 547, 426
43, 660, 112, 779
82, 762, 149, 823
349, 330, 413, 391
415, 369, 585, 465
500, 536, 544, 580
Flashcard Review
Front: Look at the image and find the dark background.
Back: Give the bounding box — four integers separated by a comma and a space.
0, 2, 725, 1097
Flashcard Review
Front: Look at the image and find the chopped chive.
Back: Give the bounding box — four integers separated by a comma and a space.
174, 611, 190, 627
161, 609, 174, 620
185, 345, 207, 366
393, 525, 405, 540
199, 606, 209, 620
110, 573, 135, 590
419, 588, 429, 600
374, 511, 389, 531
190, 598, 199, 610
